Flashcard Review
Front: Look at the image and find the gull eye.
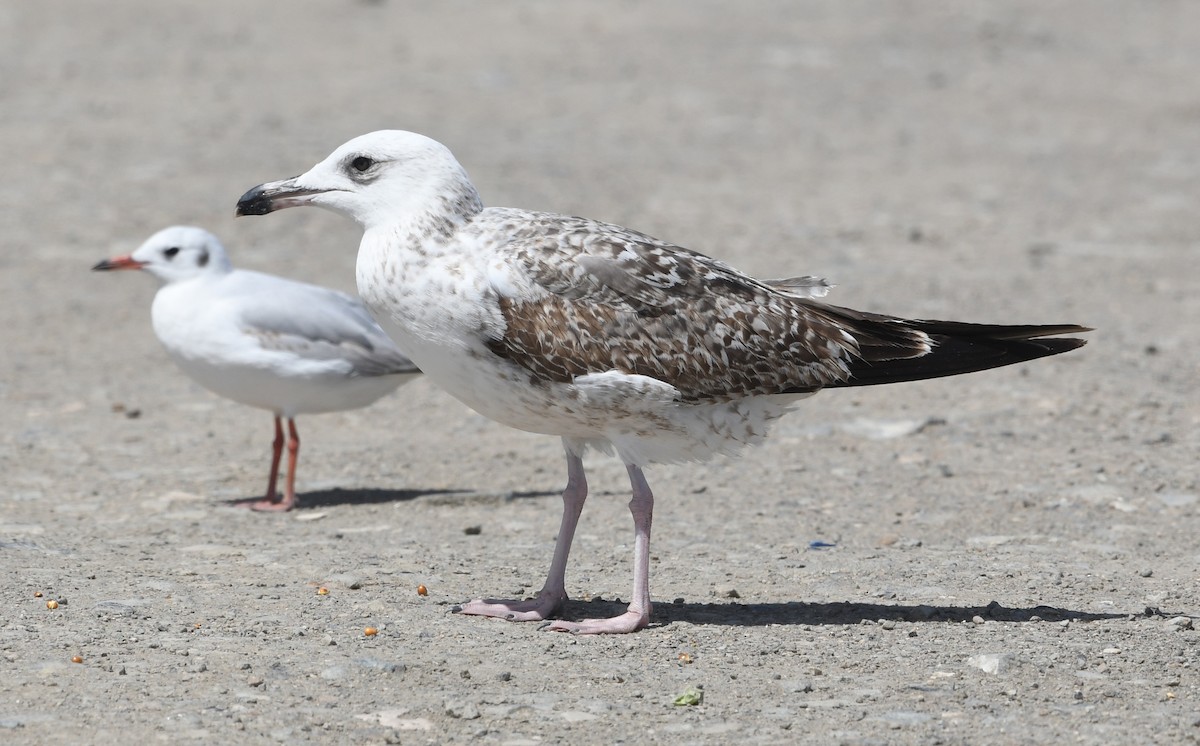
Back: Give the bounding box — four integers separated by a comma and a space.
163, 247, 180, 259
351, 156, 375, 173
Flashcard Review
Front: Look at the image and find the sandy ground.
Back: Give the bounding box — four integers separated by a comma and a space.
2, 2, 1199, 743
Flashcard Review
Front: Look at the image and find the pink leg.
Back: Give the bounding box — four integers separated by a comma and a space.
457, 446, 588, 621
545, 463, 653, 634
239, 416, 289, 511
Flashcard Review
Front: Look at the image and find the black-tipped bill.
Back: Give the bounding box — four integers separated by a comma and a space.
235, 178, 322, 216
92, 255, 146, 271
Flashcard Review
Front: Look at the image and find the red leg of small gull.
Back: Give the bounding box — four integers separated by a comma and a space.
252, 418, 300, 512
545, 463, 654, 634
240, 416, 289, 511
457, 445, 588, 621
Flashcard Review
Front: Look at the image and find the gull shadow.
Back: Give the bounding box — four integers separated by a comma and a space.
296, 487, 470, 508
224, 487, 468, 510
556, 598, 1148, 628
467, 489, 563, 502
225, 486, 563, 510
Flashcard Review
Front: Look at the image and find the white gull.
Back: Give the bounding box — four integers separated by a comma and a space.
93, 225, 420, 511
236, 131, 1088, 632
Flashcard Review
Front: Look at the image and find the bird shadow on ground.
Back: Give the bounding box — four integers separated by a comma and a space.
557, 598, 1153, 628
224, 487, 466, 510
296, 487, 471, 508
224, 486, 563, 510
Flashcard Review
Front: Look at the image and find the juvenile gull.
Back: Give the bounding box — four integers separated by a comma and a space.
237, 131, 1089, 632
93, 226, 420, 511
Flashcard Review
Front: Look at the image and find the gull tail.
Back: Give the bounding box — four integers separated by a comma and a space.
816, 306, 1091, 388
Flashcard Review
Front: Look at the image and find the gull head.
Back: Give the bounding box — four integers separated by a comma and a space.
235, 130, 478, 230
92, 226, 233, 284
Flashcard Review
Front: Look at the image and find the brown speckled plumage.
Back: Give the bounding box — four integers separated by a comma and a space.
478, 210, 1084, 404
236, 129, 1091, 633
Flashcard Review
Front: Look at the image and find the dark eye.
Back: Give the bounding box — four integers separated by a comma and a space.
163, 247, 180, 259
351, 156, 375, 172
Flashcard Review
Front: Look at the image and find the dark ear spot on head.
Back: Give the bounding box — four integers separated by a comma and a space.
197, 248, 209, 267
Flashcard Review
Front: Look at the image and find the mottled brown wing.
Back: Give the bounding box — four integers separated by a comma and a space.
483, 213, 879, 402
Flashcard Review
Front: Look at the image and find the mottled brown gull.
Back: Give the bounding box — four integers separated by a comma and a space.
237, 131, 1088, 633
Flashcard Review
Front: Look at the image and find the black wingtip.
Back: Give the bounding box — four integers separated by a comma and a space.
830, 322, 1091, 389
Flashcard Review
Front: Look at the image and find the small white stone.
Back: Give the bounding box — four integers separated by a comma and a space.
967, 653, 1015, 675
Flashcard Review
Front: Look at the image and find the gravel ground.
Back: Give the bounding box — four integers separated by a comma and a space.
2, 2, 1199, 744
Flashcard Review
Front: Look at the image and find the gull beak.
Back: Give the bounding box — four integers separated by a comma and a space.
92, 255, 147, 271
235, 177, 324, 216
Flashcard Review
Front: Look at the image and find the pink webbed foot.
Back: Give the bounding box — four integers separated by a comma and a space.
544, 607, 651, 635
239, 495, 296, 512
454, 590, 567, 622
234, 496, 297, 513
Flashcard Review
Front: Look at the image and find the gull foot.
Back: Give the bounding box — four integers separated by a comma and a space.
234, 496, 295, 512
544, 608, 650, 635
454, 592, 566, 622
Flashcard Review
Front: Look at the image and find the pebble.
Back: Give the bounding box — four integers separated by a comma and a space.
1067, 484, 1123, 506
893, 538, 923, 548
841, 417, 932, 440
1165, 616, 1193, 631
715, 585, 740, 599
966, 535, 1017, 547
326, 573, 363, 590
877, 711, 932, 726
355, 657, 405, 674
368, 710, 432, 731
967, 653, 1015, 675
445, 700, 481, 720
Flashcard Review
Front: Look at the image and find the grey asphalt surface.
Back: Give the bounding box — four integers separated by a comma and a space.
2, 3, 1198, 743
